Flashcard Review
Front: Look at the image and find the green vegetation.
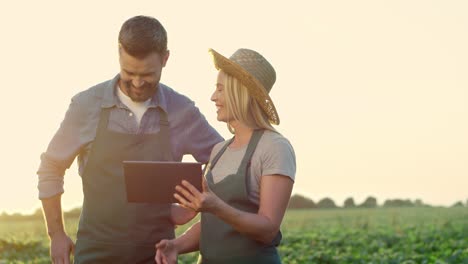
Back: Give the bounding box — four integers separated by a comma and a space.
1, 207, 467, 263
286, 194, 466, 209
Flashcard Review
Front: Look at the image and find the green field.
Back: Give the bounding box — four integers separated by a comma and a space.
1, 207, 467, 263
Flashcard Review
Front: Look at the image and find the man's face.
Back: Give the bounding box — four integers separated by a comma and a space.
118, 48, 169, 102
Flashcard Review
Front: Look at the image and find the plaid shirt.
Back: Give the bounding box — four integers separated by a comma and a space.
37, 74, 223, 199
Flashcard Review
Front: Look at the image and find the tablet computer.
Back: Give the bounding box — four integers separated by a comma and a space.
123, 161, 203, 203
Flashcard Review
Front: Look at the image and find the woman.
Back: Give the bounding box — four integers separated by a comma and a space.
156, 48, 296, 264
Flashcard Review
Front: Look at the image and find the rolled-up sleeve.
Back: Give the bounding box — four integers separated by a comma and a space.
37, 94, 88, 199
173, 99, 223, 164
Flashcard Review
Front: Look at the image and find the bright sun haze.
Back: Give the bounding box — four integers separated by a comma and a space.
0, 0, 467, 214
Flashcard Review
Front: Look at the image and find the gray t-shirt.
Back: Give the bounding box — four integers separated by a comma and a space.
209, 130, 296, 205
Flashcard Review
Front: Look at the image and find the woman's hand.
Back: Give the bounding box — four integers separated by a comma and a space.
174, 178, 221, 213
155, 239, 177, 264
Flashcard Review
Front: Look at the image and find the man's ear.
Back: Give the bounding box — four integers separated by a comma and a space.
162, 50, 170, 67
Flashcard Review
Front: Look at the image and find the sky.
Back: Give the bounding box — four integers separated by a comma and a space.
0, 0, 467, 214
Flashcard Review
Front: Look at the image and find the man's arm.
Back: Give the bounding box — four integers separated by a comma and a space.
42, 194, 66, 237
182, 103, 223, 163
42, 194, 75, 264
38, 93, 91, 262
37, 94, 89, 199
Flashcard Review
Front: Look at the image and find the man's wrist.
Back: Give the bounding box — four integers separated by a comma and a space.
48, 229, 66, 238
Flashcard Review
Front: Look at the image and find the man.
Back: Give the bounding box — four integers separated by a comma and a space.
37, 15, 223, 263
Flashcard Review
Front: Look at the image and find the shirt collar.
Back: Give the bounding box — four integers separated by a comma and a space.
100, 74, 168, 112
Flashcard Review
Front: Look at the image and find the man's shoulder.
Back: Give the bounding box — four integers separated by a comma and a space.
72, 78, 114, 106
158, 83, 194, 108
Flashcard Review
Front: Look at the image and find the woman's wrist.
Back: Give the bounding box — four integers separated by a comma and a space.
210, 197, 230, 218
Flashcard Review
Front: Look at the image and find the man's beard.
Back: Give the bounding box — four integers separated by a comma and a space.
122, 80, 158, 102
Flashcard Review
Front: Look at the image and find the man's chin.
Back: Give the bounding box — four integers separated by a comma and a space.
130, 96, 149, 102
128, 91, 151, 102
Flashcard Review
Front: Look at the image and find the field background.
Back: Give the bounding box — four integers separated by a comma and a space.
1, 207, 467, 263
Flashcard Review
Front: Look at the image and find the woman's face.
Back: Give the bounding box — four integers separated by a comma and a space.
211, 71, 230, 122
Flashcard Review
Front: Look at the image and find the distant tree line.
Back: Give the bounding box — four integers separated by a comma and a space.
286, 195, 468, 209
1, 197, 467, 220
0, 207, 82, 221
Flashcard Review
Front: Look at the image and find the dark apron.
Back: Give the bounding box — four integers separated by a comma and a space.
199, 130, 282, 264
74, 107, 175, 263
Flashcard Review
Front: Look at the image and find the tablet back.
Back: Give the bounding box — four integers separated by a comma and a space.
123, 161, 202, 203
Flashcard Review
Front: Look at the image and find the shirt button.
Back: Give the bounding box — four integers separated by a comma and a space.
129, 112, 133, 117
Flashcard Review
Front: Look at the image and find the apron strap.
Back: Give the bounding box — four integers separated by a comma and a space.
210, 138, 233, 169
204, 138, 233, 184
205, 130, 264, 184
236, 129, 264, 176
95, 106, 173, 161
96, 108, 112, 139
156, 106, 173, 161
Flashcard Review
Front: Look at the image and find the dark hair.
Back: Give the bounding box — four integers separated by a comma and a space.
118, 15, 167, 58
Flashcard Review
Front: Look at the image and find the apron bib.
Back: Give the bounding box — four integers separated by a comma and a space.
199, 130, 282, 264
74, 107, 175, 263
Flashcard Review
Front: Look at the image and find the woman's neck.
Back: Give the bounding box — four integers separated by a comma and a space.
229, 121, 254, 148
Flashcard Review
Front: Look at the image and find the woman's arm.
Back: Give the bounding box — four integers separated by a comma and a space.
173, 221, 201, 254
170, 204, 197, 226
175, 174, 293, 244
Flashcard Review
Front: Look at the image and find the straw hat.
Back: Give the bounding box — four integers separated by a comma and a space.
209, 48, 280, 125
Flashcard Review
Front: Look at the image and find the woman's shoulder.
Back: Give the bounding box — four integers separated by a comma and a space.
213, 139, 229, 151
253, 130, 295, 160
209, 139, 232, 160
254, 130, 296, 178
259, 130, 293, 149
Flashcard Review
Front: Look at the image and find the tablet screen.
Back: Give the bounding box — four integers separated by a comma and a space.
123, 161, 203, 203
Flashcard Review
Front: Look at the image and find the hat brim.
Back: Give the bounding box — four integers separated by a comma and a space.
209, 48, 280, 125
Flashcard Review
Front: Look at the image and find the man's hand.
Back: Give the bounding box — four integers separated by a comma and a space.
49, 231, 74, 264
155, 239, 178, 264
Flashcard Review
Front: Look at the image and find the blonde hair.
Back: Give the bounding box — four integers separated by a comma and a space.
222, 71, 276, 134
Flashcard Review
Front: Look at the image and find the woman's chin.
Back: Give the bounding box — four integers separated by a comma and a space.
216, 115, 225, 122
